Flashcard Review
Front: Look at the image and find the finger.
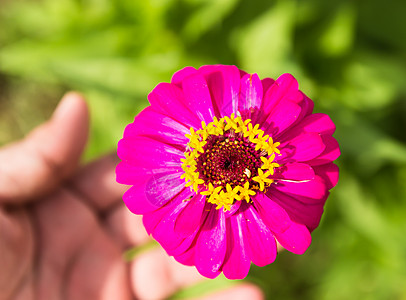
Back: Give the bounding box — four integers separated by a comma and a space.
69, 153, 128, 212
0, 92, 89, 204
0, 207, 34, 300
32, 189, 100, 300
193, 283, 264, 300
104, 204, 150, 250
65, 224, 132, 300
130, 247, 204, 300
33, 189, 131, 300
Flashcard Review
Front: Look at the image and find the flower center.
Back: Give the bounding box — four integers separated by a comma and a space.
180, 114, 280, 211
197, 135, 262, 188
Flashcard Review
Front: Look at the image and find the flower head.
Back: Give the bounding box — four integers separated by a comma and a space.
116, 65, 340, 279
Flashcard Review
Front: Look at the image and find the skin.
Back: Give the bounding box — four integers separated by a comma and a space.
0, 93, 264, 300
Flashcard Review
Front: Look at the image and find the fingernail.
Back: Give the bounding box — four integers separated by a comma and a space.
53, 92, 85, 120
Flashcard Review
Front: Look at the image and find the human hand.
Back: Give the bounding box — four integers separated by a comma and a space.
0, 93, 264, 300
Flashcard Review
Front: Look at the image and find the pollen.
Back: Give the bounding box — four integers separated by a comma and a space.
180, 114, 279, 211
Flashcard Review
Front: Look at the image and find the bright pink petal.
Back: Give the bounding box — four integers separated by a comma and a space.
273, 175, 327, 203
249, 77, 275, 123
253, 193, 291, 234
308, 135, 341, 166
124, 106, 189, 148
267, 188, 325, 232
224, 200, 241, 218
261, 77, 275, 95
174, 194, 206, 237
117, 136, 183, 168
116, 161, 145, 185
222, 214, 251, 280
239, 69, 248, 77
123, 172, 187, 215
168, 223, 201, 256
288, 91, 313, 124
243, 204, 277, 267
167, 237, 195, 257
171, 66, 198, 86
152, 199, 189, 251
263, 100, 302, 137
198, 65, 241, 117
313, 163, 339, 190
260, 73, 300, 122
277, 132, 326, 163
239, 73, 263, 116
181, 73, 215, 124
143, 209, 169, 235
142, 189, 189, 234
195, 209, 226, 279
174, 245, 195, 266
273, 163, 315, 182
297, 92, 314, 119
274, 220, 312, 255
280, 113, 336, 143
148, 82, 201, 129
298, 113, 336, 135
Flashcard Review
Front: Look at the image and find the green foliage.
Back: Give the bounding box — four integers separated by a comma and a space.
1, 0, 406, 299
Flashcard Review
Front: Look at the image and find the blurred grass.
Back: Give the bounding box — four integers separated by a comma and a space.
1, 0, 406, 299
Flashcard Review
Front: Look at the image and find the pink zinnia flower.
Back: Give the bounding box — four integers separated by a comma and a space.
116, 65, 340, 279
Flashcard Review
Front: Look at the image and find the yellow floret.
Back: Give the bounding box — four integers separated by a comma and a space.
238, 182, 256, 202
260, 154, 280, 175
252, 169, 274, 191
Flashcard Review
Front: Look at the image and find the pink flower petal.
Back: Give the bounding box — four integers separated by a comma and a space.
195, 209, 227, 279
243, 204, 277, 267
142, 190, 189, 234
299, 113, 336, 135
152, 199, 189, 251
254, 193, 291, 234
261, 77, 275, 95
280, 113, 336, 143
115, 161, 143, 185
274, 220, 312, 255
148, 82, 201, 129
181, 73, 215, 124
171, 66, 198, 86
277, 132, 326, 163
224, 200, 241, 218
124, 106, 189, 148
248, 77, 275, 123
313, 163, 339, 190
174, 246, 195, 266
308, 135, 341, 166
239, 73, 263, 116
222, 214, 251, 280
117, 136, 183, 168
260, 73, 300, 122
168, 225, 200, 256
174, 194, 206, 237
263, 100, 302, 137
266, 188, 325, 232
295, 92, 314, 120
123, 172, 187, 215
198, 65, 241, 117
273, 175, 327, 202
273, 163, 315, 182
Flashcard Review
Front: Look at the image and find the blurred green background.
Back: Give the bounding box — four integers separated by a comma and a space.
1, 0, 406, 299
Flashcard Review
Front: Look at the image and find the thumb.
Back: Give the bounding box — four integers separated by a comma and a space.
0, 92, 89, 204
